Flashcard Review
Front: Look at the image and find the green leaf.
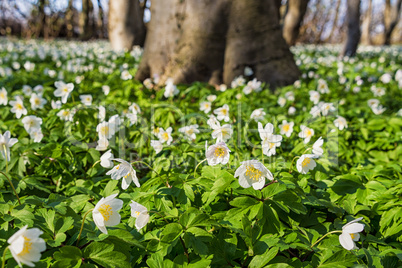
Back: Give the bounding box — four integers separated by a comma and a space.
249, 247, 279, 268
84, 241, 129, 268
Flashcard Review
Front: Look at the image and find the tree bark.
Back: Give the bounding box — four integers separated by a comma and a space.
325, 0, 341, 43
108, 0, 146, 50
97, 0, 105, 38
342, 0, 361, 57
361, 0, 372, 45
383, 0, 402, 45
282, 0, 309, 46
38, 0, 48, 38
136, 0, 300, 89
81, 0, 94, 40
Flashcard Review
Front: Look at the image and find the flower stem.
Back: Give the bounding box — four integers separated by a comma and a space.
76, 209, 94, 246
288, 156, 300, 173
131, 160, 171, 188
194, 158, 207, 178
1, 247, 9, 268
310, 230, 343, 248
3, 145, 8, 173
302, 147, 312, 154
0, 172, 21, 205
149, 210, 170, 224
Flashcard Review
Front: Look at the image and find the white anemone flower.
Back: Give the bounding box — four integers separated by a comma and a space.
214, 104, 230, 122
207, 95, 217, 102
29, 93, 47, 110
234, 160, 274, 190
258, 122, 282, 157
21, 116, 42, 133
51, 100, 62, 109
129, 103, 141, 114
164, 79, 179, 98
106, 158, 140, 189
279, 120, 294, 138
296, 154, 318, 174
334, 116, 348, 130
320, 102, 335, 116
0, 131, 18, 162
206, 142, 231, 166
0, 87, 8, 105
130, 201, 150, 231
339, 217, 365, 250
100, 149, 114, 168
250, 108, 266, 122
54, 81, 74, 103
57, 109, 74, 122
151, 140, 163, 154
277, 97, 286, 107
102, 85, 110, 95
298, 125, 314, 144
22, 85, 32, 96
159, 127, 173, 145
317, 79, 329, 94
285, 91, 295, 101
309, 90, 320, 104
211, 124, 233, 143
200, 101, 212, 114
312, 137, 324, 156
121, 70, 132, 80
96, 138, 109, 151
92, 193, 124, 234
179, 124, 199, 141
29, 130, 43, 143
97, 121, 116, 140
80, 94, 92, 106
7, 225, 46, 267
10, 96, 27, 119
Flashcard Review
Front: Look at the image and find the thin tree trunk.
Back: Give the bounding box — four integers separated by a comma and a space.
65, 0, 74, 38
361, 0, 372, 45
325, 0, 341, 43
383, 0, 402, 45
342, 0, 361, 57
108, 0, 146, 50
283, 0, 309, 46
136, 0, 300, 89
97, 0, 105, 38
38, 0, 47, 38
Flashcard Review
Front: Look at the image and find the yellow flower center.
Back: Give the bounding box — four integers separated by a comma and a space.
0, 92, 4, 98
63, 111, 69, 116
16, 103, 23, 110
221, 129, 228, 136
214, 147, 225, 157
162, 132, 169, 141
350, 233, 357, 239
269, 142, 275, 149
100, 126, 109, 135
99, 204, 113, 221
35, 99, 40, 105
221, 109, 227, 115
283, 124, 290, 132
133, 211, 140, 217
115, 164, 120, 170
187, 129, 194, 135
302, 157, 311, 167
306, 130, 312, 137
245, 165, 262, 181
19, 236, 32, 256
154, 127, 160, 134
63, 87, 69, 93
123, 172, 130, 179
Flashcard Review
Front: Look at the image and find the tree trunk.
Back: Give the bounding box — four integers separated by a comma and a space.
81, 0, 94, 40
136, 0, 300, 89
361, 0, 372, 45
282, 0, 309, 46
383, 0, 402, 45
108, 0, 146, 50
325, 0, 341, 43
97, 0, 105, 38
342, 0, 361, 57
38, 0, 48, 38
65, 0, 74, 38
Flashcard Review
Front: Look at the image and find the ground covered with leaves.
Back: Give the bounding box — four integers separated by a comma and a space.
0, 39, 401, 268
